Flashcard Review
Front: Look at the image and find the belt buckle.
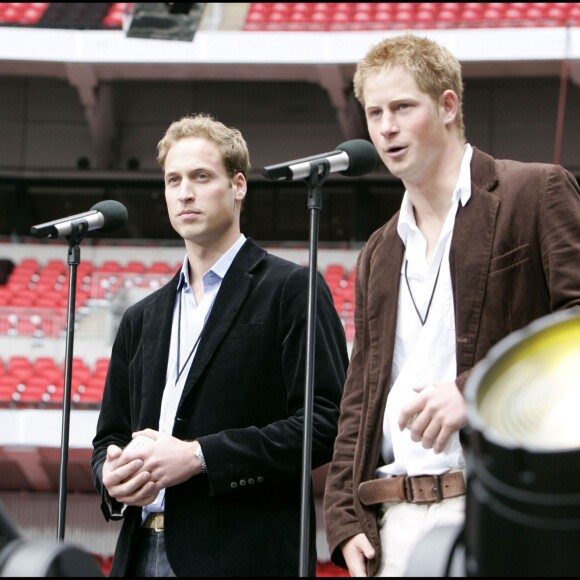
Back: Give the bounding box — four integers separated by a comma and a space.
151, 513, 164, 532
405, 475, 442, 504
431, 475, 443, 502
404, 476, 415, 503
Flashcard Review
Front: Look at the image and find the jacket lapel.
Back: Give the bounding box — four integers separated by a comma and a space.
451, 147, 500, 373
179, 239, 266, 400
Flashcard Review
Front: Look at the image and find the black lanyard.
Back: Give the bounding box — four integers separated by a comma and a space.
404, 256, 443, 327
175, 289, 201, 383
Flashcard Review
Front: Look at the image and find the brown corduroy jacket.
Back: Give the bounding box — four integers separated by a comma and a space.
323, 147, 580, 576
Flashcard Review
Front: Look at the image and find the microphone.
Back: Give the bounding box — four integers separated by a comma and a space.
262, 139, 379, 181
30, 199, 129, 239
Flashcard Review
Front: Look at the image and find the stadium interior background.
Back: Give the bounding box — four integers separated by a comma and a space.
1, 2, 580, 576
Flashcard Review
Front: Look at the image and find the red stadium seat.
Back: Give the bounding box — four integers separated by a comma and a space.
325, 263, 345, 278
0, 375, 21, 402
0, 287, 10, 306
33, 356, 58, 372
244, 10, 268, 31
78, 376, 105, 404
14, 375, 50, 404
18, 258, 40, 270
35, 294, 64, 309
147, 261, 172, 274
8, 355, 31, 372
103, 3, 129, 28
98, 260, 122, 272
78, 389, 104, 404
94, 358, 110, 377
125, 260, 146, 273
330, 10, 350, 27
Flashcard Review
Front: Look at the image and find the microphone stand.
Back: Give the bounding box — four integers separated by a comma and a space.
298, 159, 331, 577
56, 220, 89, 541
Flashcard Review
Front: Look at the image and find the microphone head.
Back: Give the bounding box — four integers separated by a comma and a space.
91, 200, 129, 233
336, 139, 380, 177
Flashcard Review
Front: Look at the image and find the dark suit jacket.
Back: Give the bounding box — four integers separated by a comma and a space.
324, 147, 580, 576
91, 238, 349, 577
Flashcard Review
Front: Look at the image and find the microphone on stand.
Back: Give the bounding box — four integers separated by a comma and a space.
262, 139, 380, 181
262, 138, 379, 577
28, 199, 129, 544
30, 200, 129, 239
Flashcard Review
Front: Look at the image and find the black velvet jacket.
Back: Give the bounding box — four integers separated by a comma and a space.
91, 238, 349, 577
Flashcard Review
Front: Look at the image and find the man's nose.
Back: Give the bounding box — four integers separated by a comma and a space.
178, 179, 195, 200
381, 113, 399, 135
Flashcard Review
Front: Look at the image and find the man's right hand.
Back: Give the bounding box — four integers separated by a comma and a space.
102, 444, 157, 506
341, 533, 376, 577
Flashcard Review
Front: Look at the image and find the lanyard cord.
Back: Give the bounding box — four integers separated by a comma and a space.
404, 256, 444, 327
176, 289, 201, 384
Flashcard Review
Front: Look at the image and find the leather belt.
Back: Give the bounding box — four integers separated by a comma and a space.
358, 471, 466, 506
142, 513, 164, 532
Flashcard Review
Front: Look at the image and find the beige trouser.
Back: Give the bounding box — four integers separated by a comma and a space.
374, 495, 466, 577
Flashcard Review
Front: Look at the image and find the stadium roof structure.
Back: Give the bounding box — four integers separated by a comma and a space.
1, 20, 580, 170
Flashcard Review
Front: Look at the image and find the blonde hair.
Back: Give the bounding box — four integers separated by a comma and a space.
157, 113, 251, 178
353, 34, 465, 141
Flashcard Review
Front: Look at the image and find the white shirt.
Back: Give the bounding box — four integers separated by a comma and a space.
376, 145, 473, 478
142, 234, 246, 519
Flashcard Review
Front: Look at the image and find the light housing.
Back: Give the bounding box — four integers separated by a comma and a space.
462, 308, 580, 576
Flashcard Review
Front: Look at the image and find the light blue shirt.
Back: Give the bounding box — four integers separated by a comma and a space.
142, 234, 246, 520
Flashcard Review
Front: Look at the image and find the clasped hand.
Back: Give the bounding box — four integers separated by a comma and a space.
102, 429, 199, 507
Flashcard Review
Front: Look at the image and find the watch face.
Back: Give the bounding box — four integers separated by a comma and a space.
195, 446, 207, 473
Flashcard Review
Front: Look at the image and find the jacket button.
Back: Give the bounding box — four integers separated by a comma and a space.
257, 476, 264, 483
230, 482, 237, 489
248, 478, 255, 485
239, 479, 247, 486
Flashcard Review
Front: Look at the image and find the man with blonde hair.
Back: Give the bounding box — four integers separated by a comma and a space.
324, 33, 580, 576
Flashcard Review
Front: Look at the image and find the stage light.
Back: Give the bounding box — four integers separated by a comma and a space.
405, 308, 580, 577
0, 502, 102, 577
463, 307, 580, 577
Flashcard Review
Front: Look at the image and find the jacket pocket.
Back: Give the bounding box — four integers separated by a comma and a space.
489, 244, 530, 275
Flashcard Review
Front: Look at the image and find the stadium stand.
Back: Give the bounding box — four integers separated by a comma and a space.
0, 254, 356, 346
0, 2, 123, 29
243, 2, 580, 31
2, 3, 580, 32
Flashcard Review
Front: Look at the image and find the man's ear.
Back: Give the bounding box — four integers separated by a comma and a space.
233, 172, 247, 202
440, 89, 460, 126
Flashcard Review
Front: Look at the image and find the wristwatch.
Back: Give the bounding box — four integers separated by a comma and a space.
195, 445, 208, 474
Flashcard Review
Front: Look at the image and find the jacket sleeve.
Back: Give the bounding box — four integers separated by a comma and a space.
540, 164, 580, 312
90, 305, 139, 519
323, 251, 371, 569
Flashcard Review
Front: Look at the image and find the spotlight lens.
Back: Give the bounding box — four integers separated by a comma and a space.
471, 310, 580, 450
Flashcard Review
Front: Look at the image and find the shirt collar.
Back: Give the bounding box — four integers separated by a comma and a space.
397, 144, 473, 245
455, 143, 473, 207
177, 234, 246, 291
